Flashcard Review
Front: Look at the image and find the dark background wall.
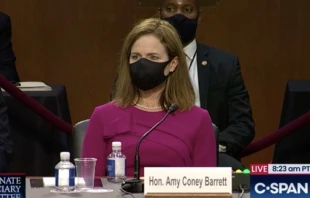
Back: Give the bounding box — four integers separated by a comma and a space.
1, 0, 310, 165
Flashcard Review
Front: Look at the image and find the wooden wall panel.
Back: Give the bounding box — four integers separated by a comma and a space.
0, 0, 136, 122
1, 0, 310, 164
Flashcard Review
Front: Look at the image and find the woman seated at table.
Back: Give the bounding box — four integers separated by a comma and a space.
82, 18, 216, 177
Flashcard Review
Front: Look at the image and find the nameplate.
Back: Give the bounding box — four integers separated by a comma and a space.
144, 167, 232, 195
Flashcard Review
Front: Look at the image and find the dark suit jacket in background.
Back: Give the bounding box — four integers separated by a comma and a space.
0, 12, 20, 82
0, 89, 12, 172
110, 43, 255, 159
196, 43, 254, 157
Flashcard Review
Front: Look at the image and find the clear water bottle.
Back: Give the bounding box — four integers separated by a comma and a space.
55, 152, 75, 191
107, 141, 126, 183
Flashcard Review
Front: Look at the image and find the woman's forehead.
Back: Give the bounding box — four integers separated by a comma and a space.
131, 35, 166, 54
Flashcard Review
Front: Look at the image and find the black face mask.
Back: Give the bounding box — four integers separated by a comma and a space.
129, 58, 170, 91
163, 14, 198, 45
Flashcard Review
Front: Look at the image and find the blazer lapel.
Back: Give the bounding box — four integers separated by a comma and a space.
197, 43, 222, 110
197, 43, 210, 109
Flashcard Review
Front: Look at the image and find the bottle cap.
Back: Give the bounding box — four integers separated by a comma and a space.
60, 152, 70, 160
112, 141, 121, 147
235, 169, 242, 173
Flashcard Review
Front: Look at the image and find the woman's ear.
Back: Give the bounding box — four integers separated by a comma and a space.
164, 57, 178, 76
169, 57, 179, 72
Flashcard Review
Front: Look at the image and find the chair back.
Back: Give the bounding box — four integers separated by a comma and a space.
212, 123, 219, 166
71, 119, 90, 160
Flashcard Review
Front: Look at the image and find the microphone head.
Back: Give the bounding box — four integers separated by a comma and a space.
168, 104, 178, 113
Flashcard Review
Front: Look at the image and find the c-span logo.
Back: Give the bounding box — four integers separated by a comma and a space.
251, 175, 310, 197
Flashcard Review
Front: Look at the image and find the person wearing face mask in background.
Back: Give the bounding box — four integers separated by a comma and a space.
83, 18, 216, 177
158, 0, 255, 170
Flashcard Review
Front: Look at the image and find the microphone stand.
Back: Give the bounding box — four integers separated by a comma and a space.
121, 104, 178, 193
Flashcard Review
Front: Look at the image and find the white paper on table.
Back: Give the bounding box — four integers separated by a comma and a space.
1, 81, 52, 92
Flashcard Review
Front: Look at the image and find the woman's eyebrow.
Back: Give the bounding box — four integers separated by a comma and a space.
146, 53, 160, 56
130, 52, 140, 55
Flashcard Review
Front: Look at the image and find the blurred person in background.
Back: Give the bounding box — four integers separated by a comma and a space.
159, 0, 255, 169
84, 18, 216, 177
0, 12, 20, 83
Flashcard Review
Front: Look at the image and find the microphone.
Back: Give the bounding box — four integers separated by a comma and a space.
121, 103, 178, 193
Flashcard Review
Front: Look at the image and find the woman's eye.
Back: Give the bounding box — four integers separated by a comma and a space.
150, 56, 159, 60
131, 55, 138, 60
